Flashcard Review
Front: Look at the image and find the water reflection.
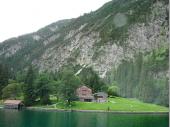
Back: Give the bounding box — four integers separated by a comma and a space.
0, 109, 168, 127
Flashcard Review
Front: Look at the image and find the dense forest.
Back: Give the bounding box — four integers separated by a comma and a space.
106, 47, 169, 106
0, 64, 118, 106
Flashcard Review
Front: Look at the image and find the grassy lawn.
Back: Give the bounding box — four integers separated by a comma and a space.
33, 97, 169, 112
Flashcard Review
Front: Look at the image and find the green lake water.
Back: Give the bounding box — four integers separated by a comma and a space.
0, 109, 168, 127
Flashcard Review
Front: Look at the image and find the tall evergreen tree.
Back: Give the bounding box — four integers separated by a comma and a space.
79, 67, 105, 92
35, 73, 51, 105
58, 67, 81, 105
23, 65, 36, 106
0, 64, 9, 99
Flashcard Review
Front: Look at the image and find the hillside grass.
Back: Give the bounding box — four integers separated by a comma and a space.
33, 97, 168, 112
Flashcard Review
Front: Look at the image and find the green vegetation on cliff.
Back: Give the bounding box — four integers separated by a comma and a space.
107, 47, 169, 106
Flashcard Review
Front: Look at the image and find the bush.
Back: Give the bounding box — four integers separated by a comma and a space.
2, 82, 22, 99
107, 81, 120, 97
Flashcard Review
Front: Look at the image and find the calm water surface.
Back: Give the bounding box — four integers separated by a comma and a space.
0, 109, 168, 127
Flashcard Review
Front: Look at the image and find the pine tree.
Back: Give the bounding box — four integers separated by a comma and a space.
35, 73, 51, 105
23, 65, 36, 106
0, 64, 9, 99
79, 67, 105, 92
58, 67, 81, 105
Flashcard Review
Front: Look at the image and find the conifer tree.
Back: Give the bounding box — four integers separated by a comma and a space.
0, 64, 9, 99
23, 65, 36, 106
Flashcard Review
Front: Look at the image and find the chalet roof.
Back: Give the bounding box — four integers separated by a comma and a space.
79, 95, 94, 99
4, 100, 23, 105
94, 92, 108, 97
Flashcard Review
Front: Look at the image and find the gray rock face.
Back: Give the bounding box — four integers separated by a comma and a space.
31, 1, 168, 77
0, 41, 22, 57
0, 1, 168, 78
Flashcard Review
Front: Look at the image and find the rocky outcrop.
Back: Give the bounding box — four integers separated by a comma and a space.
30, 1, 168, 78
0, 0, 168, 78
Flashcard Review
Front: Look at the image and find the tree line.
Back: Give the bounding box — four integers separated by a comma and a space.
107, 47, 169, 106
0, 64, 119, 106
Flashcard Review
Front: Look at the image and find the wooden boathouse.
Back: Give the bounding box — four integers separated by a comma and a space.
4, 100, 24, 109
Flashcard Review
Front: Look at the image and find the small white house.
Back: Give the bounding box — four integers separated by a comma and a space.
94, 92, 108, 103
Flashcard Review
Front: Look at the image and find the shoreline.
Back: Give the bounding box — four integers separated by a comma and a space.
27, 107, 169, 114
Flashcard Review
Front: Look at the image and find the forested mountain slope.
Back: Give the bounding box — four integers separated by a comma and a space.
0, 0, 169, 106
